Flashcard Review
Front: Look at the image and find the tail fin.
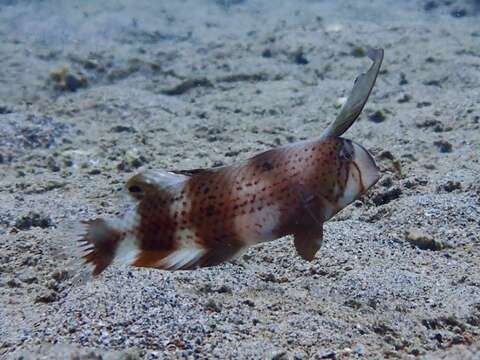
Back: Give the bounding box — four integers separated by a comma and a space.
78, 219, 136, 275
321, 48, 384, 139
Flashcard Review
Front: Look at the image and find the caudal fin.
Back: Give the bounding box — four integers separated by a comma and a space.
78, 218, 137, 275
321, 48, 384, 139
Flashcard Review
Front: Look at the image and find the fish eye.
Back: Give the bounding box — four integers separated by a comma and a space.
128, 185, 143, 194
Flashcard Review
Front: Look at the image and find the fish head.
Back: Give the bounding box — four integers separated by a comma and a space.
317, 138, 380, 219
335, 138, 380, 210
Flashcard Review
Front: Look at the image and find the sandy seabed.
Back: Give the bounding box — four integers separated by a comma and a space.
1, 0, 479, 359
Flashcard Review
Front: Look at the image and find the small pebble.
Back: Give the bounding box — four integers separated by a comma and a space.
437, 180, 462, 193
293, 48, 308, 65
451, 8, 467, 18
351, 47, 365, 58
325, 23, 343, 32
262, 49, 273, 58
35, 290, 58, 304
110, 125, 137, 133
204, 298, 222, 312
368, 110, 386, 123
424, 1, 438, 11
14, 212, 52, 230
371, 187, 402, 206
399, 73, 408, 85
397, 94, 411, 103
434, 140, 453, 153
405, 229, 447, 251
317, 350, 336, 359
6, 278, 22, 288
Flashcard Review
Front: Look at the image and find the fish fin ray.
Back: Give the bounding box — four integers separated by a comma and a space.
321, 47, 384, 139
131, 243, 243, 271
77, 219, 135, 275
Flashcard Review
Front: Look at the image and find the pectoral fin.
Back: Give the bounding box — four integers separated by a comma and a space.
293, 224, 323, 261
290, 183, 325, 261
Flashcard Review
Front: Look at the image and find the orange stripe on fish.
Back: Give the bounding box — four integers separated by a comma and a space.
77, 48, 384, 275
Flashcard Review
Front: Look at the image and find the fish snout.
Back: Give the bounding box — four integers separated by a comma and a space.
335, 139, 380, 209
350, 141, 380, 191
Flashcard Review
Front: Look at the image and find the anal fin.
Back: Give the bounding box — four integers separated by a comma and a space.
291, 183, 325, 261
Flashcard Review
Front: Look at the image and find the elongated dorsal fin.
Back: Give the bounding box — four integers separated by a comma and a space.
321, 48, 384, 139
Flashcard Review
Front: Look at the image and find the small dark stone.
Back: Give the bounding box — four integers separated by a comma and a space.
416, 101, 432, 108
368, 110, 386, 123
451, 335, 466, 345
216, 284, 232, 294
410, 348, 421, 356
15, 212, 53, 230
344, 299, 362, 310
117, 154, 146, 172
371, 187, 402, 206
271, 351, 288, 360
373, 323, 396, 336
261, 272, 276, 282
204, 298, 221, 312
6, 278, 22, 288
35, 290, 57, 303
405, 229, 446, 251
397, 94, 411, 103
243, 299, 255, 307
318, 351, 336, 359
225, 149, 241, 157
47, 157, 60, 172
437, 180, 461, 193
212, 160, 224, 167
110, 125, 137, 133
434, 140, 452, 153
64, 74, 83, 92
262, 49, 273, 58
52, 270, 69, 282
424, 1, 438, 11
161, 78, 213, 96
20, 276, 38, 284
416, 118, 443, 131
380, 177, 393, 188
293, 48, 308, 65
351, 47, 366, 58
451, 8, 467, 18
433, 333, 443, 343
88, 169, 101, 175
424, 79, 442, 87
0, 105, 12, 114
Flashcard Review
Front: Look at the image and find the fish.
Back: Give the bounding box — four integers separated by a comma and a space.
78, 48, 384, 275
